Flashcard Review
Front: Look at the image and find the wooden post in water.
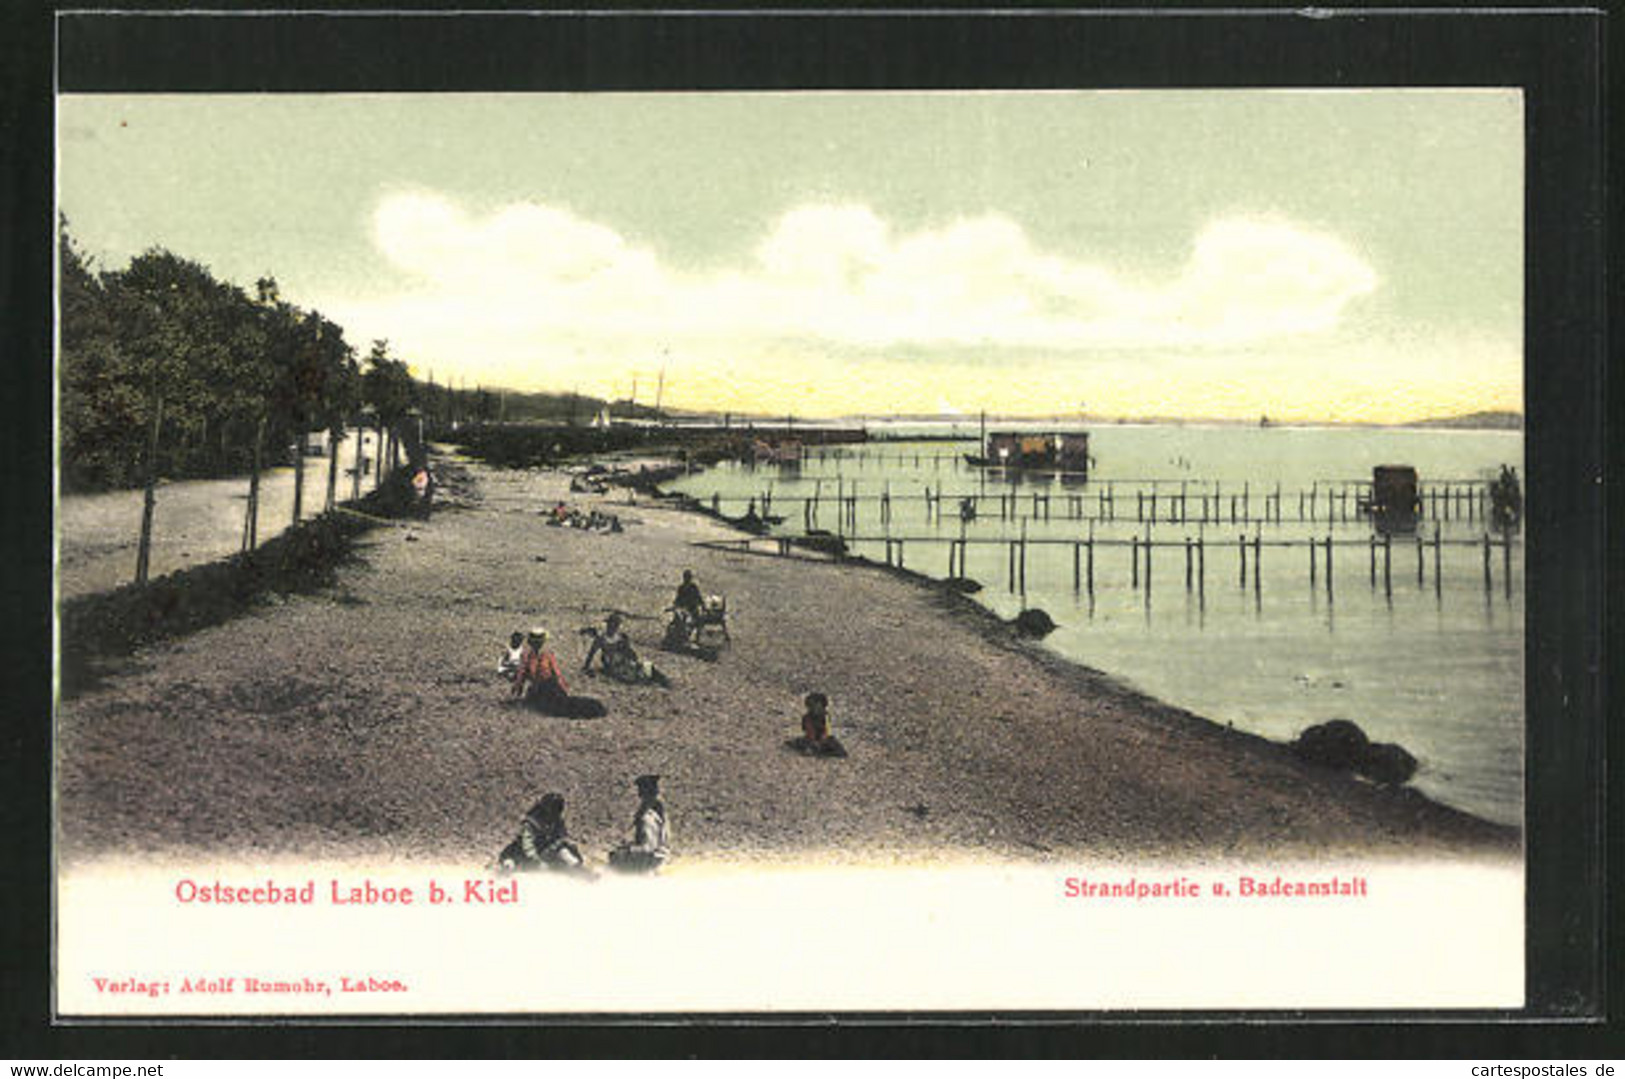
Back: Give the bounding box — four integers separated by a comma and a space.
1197, 532, 1206, 596
1324, 535, 1334, 598
1417, 534, 1425, 587
1073, 541, 1081, 592
1087, 522, 1096, 596
1007, 537, 1016, 592
1185, 537, 1193, 590
1143, 532, 1152, 593
1309, 533, 1318, 586
1238, 533, 1246, 587
1018, 520, 1028, 593
1433, 526, 1442, 596
1253, 533, 1262, 595
1368, 536, 1376, 587
1503, 534, 1513, 599
1383, 532, 1392, 598
1132, 534, 1140, 589
1482, 533, 1492, 593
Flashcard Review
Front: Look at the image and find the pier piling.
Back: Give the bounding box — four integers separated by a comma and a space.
1503, 534, 1512, 599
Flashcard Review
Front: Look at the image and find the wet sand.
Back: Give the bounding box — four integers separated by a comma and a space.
55, 452, 1519, 868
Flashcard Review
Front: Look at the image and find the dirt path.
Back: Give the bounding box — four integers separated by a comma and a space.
55, 453, 1518, 869
57, 428, 384, 600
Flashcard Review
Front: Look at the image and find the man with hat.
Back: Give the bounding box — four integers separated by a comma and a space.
608, 774, 670, 873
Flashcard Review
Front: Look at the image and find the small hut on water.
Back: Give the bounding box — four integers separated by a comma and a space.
968, 432, 1091, 477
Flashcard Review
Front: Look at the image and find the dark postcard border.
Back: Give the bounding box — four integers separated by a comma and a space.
6, 5, 1611, 1058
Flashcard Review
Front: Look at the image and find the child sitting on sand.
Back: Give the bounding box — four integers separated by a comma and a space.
787, 692, 847, 758
497, 630, 526, 679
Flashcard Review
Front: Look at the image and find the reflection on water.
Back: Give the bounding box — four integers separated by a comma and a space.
669, 425, 1524, 826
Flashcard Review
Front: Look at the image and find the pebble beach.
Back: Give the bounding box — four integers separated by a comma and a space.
55, 451, 1520, 869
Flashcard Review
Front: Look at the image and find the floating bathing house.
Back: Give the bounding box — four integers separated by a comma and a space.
966, 432, 1091, 478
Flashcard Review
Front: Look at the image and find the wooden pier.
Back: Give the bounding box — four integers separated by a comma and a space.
693, 526, 1519, 604
717, 477, 1497, 529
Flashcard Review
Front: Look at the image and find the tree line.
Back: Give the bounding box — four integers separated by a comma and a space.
59, 220, 674, 584
61, 220, 442, 580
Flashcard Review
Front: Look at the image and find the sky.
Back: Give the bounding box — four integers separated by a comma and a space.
56, 91, 1523, 422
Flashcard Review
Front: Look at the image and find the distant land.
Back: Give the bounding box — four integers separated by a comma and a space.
449, 391, 1522, 432
1398, 410, 1523, 430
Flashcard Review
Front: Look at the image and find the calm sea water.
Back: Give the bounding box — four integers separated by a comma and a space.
668, 423, 1524, 826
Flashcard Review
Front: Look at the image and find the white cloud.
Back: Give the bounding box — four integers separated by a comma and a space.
318, 191, 1379, 398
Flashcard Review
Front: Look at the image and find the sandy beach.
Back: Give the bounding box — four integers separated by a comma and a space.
55, 451, 1519, 869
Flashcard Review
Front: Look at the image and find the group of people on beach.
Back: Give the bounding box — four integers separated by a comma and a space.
496, 567, 850, 756
547, 500, 623, 532
497, 774, 670, 876
497, 570, 720, 717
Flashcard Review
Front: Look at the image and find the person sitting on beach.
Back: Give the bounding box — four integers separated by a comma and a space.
787, 692, 848, 758
608, 774, 671, 874
673, 570, 704, 621
582, 614, 671, 687
512, 627, 607, 718
497, 792, 589, 874
497, 630, 526, 679
548, 501, 570, 526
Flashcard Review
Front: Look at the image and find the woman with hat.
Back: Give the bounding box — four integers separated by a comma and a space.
511, 626, 607, 718
497, 792, 588, 874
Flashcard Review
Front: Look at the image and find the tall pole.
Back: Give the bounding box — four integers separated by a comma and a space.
134, 392, 163, 584
244, 413, 266, 552
325, 428, 341, 511
291, 429, 306, 526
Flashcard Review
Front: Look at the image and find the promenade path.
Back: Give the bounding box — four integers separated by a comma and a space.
58, 428, 383, 600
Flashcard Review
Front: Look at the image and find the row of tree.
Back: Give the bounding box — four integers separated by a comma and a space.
60, 220, 424, 578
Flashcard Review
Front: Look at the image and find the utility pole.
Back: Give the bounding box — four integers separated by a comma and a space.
134, 390, 163, 584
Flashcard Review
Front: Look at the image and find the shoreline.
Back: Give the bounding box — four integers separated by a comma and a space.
55, 450, 1519, 869
657, 478, 1518, 851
